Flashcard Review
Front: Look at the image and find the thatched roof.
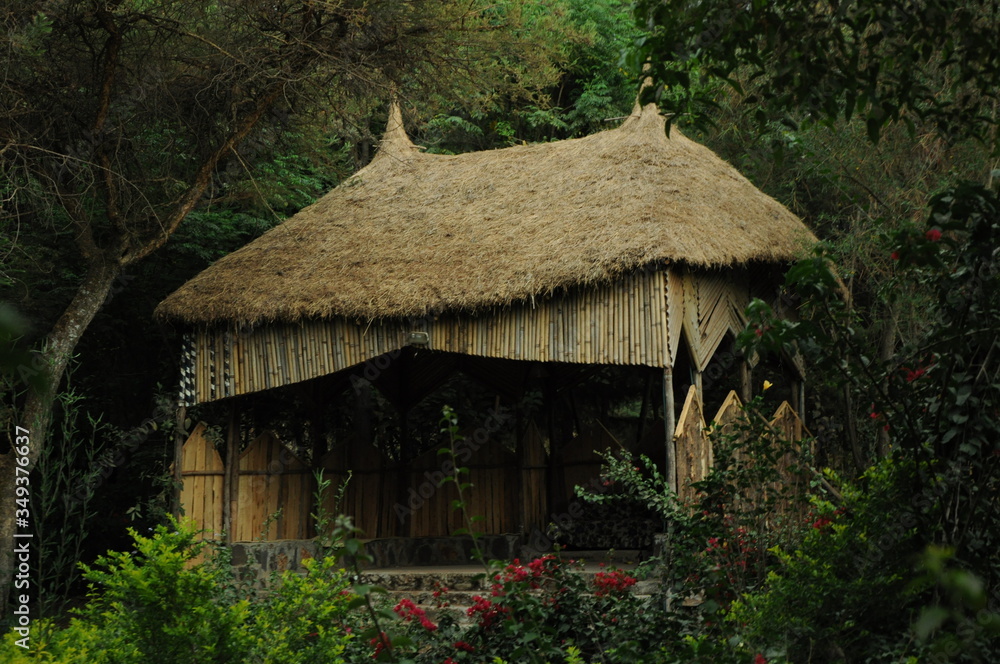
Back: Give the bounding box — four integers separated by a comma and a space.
156, 103, 816, 325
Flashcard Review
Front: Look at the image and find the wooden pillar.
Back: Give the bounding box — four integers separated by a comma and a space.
739, 360, 752, 403
223, 401, 240, 544
693, 368, 704, 408
798, 381, 806, 426
172, 405, 187, 519
663, 366, 677, 494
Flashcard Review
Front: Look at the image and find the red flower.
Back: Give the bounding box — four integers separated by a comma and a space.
926, 228, 942, 242
904, 366, 926, 382
467, 595, 509, 628
592, 570, 637, 596
812, 516, 832, 530
370, 632, 390, 659
755, 655, 768, 664
891, 250, 900, 260
394, 598, 438, 631
454, 641, 475, 652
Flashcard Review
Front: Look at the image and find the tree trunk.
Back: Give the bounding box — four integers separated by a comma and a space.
0, 258, 120, 617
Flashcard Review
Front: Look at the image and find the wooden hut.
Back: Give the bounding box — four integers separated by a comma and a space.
156, 101, 817, 547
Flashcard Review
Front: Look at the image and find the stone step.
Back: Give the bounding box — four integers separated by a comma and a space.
354, 548, 659, 631
361, 559, 659, 610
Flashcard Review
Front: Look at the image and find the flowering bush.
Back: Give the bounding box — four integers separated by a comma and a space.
728, 183, 1000, 662
592, 569, 637, 597
367, 553, 659, 664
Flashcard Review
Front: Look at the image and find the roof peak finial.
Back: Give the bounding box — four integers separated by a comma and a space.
630, 61, 655, 117
375, 99, 418, 160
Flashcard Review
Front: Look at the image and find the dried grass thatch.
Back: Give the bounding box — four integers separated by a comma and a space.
156, 103, 816, 325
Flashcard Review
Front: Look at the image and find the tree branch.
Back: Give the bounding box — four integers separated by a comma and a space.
93, 9, 125, 234
124, 83, 285, 264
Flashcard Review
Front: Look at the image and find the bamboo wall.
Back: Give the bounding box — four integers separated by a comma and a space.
181, 266, 755, 406
319, 434, 537, 539
673, 389, 812, 514
177, 422, 225, 539
236, 432, 313, 541
520, 421, 549, 535
681, 268, 751, 371
674, 385, 711, 504
178, 424, 550, 542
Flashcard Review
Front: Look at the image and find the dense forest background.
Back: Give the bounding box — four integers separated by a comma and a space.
1, 1, 999, 659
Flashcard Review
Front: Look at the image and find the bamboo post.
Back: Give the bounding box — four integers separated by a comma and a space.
223, 401, 240, 544
798, 381, 806, 426
172, 405, 187, 519
739, 359, 752, 403
663, 366, 677, 494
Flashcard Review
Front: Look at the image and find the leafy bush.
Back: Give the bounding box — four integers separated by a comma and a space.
0, 519, 355, 664
2, 521, 249, 663
728, 182, 1000, 662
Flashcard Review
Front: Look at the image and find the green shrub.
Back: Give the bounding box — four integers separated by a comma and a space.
246, 555, 355, 664
0, 519, 356, 664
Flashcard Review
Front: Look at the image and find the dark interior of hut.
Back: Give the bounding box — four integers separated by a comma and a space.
192, 350, 669, 547
188, 335, 802, 549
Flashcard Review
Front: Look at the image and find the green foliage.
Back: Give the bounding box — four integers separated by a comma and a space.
1, 521, 250, 663
632, 0, 1000, 150
415, 0, 640, 151
728, 460, 921, 661
582, 393, 814, 607
732, 182, 1000, 661
1, 518, 360, 664
72, 522, 250, 663
245, 556, 354, 664
438, 405, 488, 567
31, 381, 107, 616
